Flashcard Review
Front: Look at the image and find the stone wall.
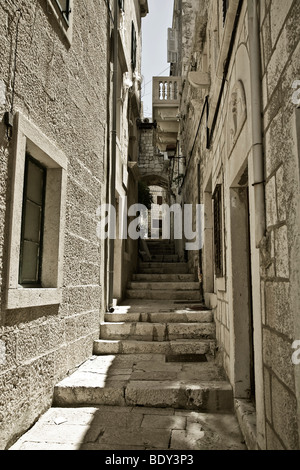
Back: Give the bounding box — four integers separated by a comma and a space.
138, 125, 170, 188
175, 0, 208, 282
111, 0, 146, 303
174, 0, 300, 450
259, 0, 300, 450
0, 0, 108, 449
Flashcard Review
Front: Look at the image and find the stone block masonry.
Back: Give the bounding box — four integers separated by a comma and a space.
171, 0, 300, 450
260, 0, 300, 450
0, 0, 108, 449
138, 127, 169, 186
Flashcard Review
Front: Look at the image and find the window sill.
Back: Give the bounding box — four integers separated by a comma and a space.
6, 288, 62, 310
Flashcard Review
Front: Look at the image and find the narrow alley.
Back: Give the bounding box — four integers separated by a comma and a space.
0, 0, 299, 454
10, 240, 246, 451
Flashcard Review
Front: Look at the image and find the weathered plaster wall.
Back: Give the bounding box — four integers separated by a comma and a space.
0, 0, 108, 449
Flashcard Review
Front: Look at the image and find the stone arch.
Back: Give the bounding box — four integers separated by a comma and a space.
140, 173, 169, 191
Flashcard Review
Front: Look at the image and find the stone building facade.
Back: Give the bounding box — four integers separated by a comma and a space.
110, 0, 148, 303
166, 0, 300, 450
0, 0, 147, 450
138, 121, 170, 190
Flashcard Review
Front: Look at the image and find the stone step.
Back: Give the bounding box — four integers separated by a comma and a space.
148, 246, 175, 251
149, 254, 177, 259
124, 381, 233, 411
139, 262, 189, 269
146, 241, 175, 246
139, 267, 190, 275
104, 310, 214, 324
147, 243, 175, 249
93, 339, 215, 356
126, 289, 201, 300
148, 247, 175, 253
138, 263, 190, 274
128, 282, 200, 291
149, 254, 176, 259
146, 255, 180, 262
100, 322, 216, 341
132, 273, 195, 282
53, 355, 233, 412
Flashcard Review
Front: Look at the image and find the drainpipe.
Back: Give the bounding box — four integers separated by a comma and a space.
108, 0, 118, 311
248, 0, 266, 246
248, 0, 267, 450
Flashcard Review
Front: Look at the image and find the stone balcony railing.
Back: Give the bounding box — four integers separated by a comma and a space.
152, 77, 182, 107
152, 76, 182, 152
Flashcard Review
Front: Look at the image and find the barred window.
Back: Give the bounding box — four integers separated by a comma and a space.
213, 184, 223, 277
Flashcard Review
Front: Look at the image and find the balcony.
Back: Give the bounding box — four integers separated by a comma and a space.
152, 76, 182, 152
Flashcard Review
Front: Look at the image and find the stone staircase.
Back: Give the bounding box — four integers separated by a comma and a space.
53, 240, 233, 414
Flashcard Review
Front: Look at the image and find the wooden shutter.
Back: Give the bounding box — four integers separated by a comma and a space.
213, 184, 223, 277
131, 22, 137, 70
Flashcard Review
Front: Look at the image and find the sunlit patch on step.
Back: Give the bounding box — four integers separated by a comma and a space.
166, 354, 208, 363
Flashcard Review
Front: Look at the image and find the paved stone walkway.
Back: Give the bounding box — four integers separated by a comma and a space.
10, 345, 246, 450
10, 341, 246, 450
10, 406, 246, 450
10, 251, 247, 452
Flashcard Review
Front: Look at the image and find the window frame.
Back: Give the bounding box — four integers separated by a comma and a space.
222, 0, 230, 25
131, 21, 137, 71
54, 0, 71, 26
213, 184, 224, 278
47, 0, 74, 45
6, 112, 67, 310
19, 154, 47, 287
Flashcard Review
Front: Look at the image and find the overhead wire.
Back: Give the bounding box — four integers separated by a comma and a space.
141, 65, 171, 97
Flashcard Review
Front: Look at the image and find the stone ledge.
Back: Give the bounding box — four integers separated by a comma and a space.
6, 288, 62, 310
234, 398, 257, 450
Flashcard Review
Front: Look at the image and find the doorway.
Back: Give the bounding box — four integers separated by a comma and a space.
230, 183, 255, 402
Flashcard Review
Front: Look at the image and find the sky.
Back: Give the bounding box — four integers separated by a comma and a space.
141, 0, 174, 119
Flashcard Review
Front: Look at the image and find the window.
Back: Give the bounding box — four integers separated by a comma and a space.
213, 184, 223, 277
54, 0, 71, 25
6, 112, 67, 309
118, 0, 124, 11
48, 0, 73, 45
131, 22, 137, 71
157, 196, 163, 205
223, 0, 229, 25
19, 155, 46, 286
167, 28, 178, 64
